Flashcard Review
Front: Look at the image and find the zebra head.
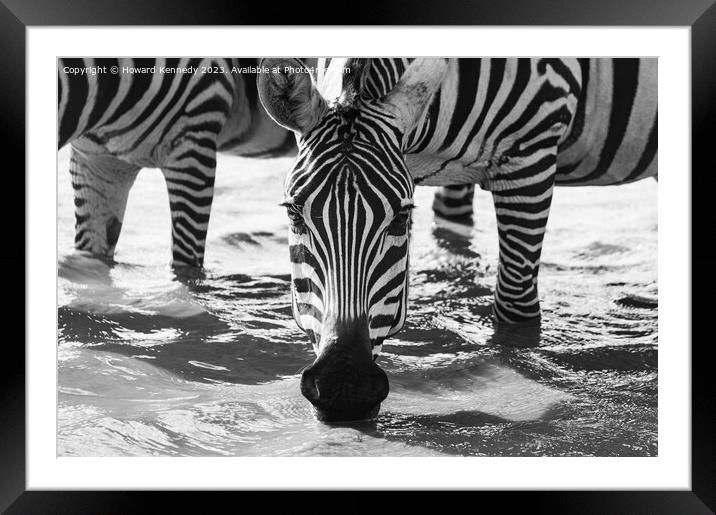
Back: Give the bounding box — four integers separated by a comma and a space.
258, 58, 448, 421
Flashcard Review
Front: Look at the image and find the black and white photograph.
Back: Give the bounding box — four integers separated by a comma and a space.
4, 0, 709, 507
56, 57, 659, 458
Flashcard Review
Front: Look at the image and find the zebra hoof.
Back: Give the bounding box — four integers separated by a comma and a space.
170, 262, 206, 281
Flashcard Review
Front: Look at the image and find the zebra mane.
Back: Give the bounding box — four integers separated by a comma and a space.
339, 58, 372, 107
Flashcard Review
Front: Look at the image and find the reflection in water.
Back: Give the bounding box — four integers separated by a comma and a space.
431, 221, 479, 258
488, 322, 542, 348
57, 149, 658, 457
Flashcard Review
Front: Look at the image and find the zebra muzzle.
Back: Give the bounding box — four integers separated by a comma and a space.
300, 345, 389, 423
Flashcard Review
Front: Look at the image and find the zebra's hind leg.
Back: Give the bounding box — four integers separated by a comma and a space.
491, 171, 556, 325
70, 146, 140, 260
161, 149, 217, 269
432, 184, 475, 222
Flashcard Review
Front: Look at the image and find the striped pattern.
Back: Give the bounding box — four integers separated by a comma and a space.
423, 59, 657, 219
424, 58, 584, 322
555, 58, 658, 185
262, 57, 657, 355
389, 58, 656, 323
432, 184, 476, 219
58, 57, 294, 267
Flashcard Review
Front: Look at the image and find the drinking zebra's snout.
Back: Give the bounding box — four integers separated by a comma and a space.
300, 320, 389, 422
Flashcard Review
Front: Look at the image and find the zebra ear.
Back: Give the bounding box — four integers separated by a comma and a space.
383, 58, 449, 134
258, 58, 327, 135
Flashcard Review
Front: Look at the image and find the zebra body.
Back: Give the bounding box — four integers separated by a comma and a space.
58, 57, 294, 267
257, 57, 657, 421
398, 58, 657, 188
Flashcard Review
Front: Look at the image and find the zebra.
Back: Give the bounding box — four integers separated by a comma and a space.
58, 57, 295, 268
257, 57, 657, 422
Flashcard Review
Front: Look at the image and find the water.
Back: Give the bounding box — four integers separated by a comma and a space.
57, 147, 658, 457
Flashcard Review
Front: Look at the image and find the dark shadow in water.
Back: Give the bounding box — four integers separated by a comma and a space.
58, 305, 230, 342
487, 319, 542, 348
59, 304, 270, 385
311, 408, 516, 457
372, 410, 518, 456
91, 338, 311, 386
57, 306, 125, 343
536, 345, 658, 372
430, 225, 481, 259
186, 273, 291, 301
379, 410, 513, 433
614, 294, 658, 310
315, 404, 641, 457
70, 325, 314, 386
384, 326, 483, 358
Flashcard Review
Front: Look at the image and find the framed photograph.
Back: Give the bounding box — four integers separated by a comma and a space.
6, 0, 713, 511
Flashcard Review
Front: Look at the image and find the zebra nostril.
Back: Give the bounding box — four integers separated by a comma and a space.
300, 369, 320, 403
371, 368, 390, 403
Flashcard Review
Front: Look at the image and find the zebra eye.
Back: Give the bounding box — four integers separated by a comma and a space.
387, 208, 412, 236
285, 206, 306, 233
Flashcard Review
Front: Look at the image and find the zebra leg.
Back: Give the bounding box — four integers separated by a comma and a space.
161, 150, 217, 269
491, 174, 556, 325
432, 184, 475, 221
70, 146, 140, 259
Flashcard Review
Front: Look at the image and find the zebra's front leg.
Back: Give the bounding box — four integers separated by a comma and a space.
491, 171, 556, 324
161, 152, 217, 269
70, 146, 140, 259
432, 184, 475, 221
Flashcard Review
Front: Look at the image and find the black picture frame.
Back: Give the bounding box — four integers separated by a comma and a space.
4, 0, 713, 512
